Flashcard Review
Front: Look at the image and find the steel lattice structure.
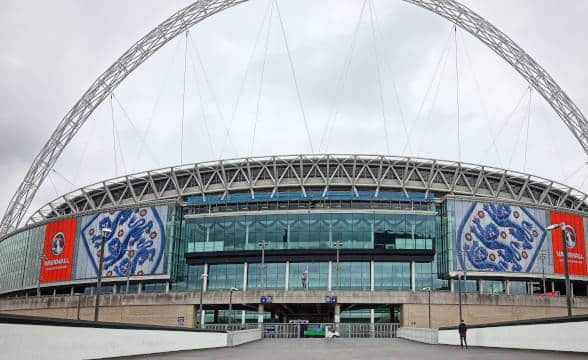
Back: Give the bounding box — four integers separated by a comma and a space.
27, 154, 588, 224
2, 0, 588, 237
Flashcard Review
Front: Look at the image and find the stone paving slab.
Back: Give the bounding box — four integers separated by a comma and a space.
119, 339, 588, 360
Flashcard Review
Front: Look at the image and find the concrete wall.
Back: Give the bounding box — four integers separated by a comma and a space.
227, 328, 262, 347
438, 317, 588, 353
401, 303, 588, 328
397, 327, 438, 344
0, 315, 261, 359
2, 291, 588, 328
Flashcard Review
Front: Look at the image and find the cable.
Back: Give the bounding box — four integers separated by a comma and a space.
368, 0, 390, 154
51, 168, 77, 188
251, 1, 275, 155
47, 173, 60, 198
134, 36, 183, 167
369, 0, 413, 155
111, 94, 160, 168
415, 40, 452, 156
454, 24, 462, 161
507, 92, 531, 169
274, 0, 315, 153
403, 28, 453, 157
480, 86, 530, 162
180, 31, 189, 165
110, 94, 118, 177
320, 0, 369, 153
458, 30, 503, 167
523, 88, 533, 172
187, 32, 238, 159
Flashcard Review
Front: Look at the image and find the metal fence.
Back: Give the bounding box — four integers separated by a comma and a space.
203, 323, 259, 331
261, 323, 399, 339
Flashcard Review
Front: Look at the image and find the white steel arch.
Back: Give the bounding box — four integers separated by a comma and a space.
2, 0, 587, 237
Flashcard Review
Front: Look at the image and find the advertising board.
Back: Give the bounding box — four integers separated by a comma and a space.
40, 217, 77, 283
455, 202, 547, 272
550, 211, 587, 276
74, 206, 168, 279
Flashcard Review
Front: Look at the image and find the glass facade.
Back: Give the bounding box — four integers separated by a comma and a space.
374, 262, 411, 290
0, 226, 44, 291
208, 264, 243, 290
289, 262, 329, 290
248, 263, 286, 290
334, 262, 370, 290
182, 213, 436, 253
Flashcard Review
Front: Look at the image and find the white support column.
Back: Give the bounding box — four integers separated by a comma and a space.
165, 282, 170, 293
285, 261, 289, 291
245, 224, 249, 249
328, 261, 332, 291
243, 262, 248, 291
137, 283, 142, 294
70, 287, 75, 296
410, 261, 416, 291
203, 263, 208, 292
370, 308, 375, 338
370, 260, 375, 291
258, 304, 264, 328
241, 310, 246, 325
505, 280, 510, 295
334, 304, 340, 330
450, 279, 455, 293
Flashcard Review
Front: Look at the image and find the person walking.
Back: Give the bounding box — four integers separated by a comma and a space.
458, 320, 468, 350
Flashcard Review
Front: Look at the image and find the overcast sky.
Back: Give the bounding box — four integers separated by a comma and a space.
1, 0, 588, 223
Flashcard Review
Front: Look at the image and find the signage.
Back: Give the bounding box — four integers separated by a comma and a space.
177, 316, 185, 327
550, 211, 587, 276
288, 319, 309, 324
40, 218, 77, 283
260, 295, 273, 305
325, 296, 337, 304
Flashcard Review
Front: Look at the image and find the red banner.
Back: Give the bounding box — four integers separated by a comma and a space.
550, 211, 587, 276
40, 217, 77, 283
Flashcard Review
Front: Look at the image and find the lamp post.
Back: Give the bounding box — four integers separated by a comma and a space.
457, 273, 463, 322
334, 240, 343, 290
546, 223, 573, 317
94, 227, 112, 322
540, 250, 547, 295
198, 273, 208, 328
257, 240, 268, 290
228, 287, 239, 325
124, 247, 135, 295
36, 254, 47, 297
422, 287, 431, 328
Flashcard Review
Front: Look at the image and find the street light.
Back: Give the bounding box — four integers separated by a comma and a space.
36, 254, 47, 297
94, 227, 112, 322
228, 287, 240, 325
124, 247, 135, 295
257, 240, 268, 290
422, 287, 432, 328
198, 273, 208, 328
333, 240, 343, 290
540, 250, 547, 295
546, 223, 573, 317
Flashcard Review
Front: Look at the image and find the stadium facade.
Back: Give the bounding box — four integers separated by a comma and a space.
1, 154, 588, 328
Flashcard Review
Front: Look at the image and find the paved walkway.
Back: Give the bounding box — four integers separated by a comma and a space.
122, 339, 587, 360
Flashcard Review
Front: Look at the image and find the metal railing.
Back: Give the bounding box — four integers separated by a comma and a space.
203, 323, 259, 331
260, 322, 399, 338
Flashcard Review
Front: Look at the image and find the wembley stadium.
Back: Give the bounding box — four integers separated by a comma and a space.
1, 0, 588, 339
1, 154, 587, 331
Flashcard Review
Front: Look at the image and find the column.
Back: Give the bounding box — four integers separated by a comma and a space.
505, 280, 510, 295
370, 260, 375, 291
328, 261, 332, 291
165, 282, 170, 293
70, 287, 75, 296
370, 308, 375, 338
241, 310, 246, 325
112, 284, 117, 294
334, 304, 341, 330
551, 281, 555, 293
410, 261, 416, 292
137, 283, 142, 294
258, 304, 264, 328
450, 278, 455, 293
203, 263, 208, 292
243, 262, 248, 291
285, 261, 289, 291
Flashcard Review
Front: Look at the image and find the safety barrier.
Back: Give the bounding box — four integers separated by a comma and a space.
258, 322, 399, 338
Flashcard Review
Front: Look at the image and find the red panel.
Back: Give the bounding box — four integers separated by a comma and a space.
40, 217, 77, 283
550, 211, 587, 276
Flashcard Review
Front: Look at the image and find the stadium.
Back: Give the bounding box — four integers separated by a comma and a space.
1, 0, 588, 339
1, 154, 588, 334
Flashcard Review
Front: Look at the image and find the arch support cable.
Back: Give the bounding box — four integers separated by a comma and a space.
2, 0, 588, 236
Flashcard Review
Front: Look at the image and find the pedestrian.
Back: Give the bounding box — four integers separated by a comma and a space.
458, 319, 468, 350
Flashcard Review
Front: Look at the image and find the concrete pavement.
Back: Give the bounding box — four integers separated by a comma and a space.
119, 339, 588, 360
